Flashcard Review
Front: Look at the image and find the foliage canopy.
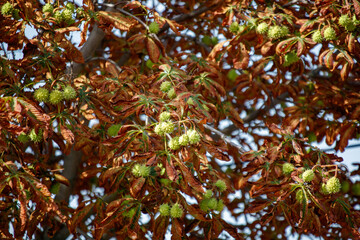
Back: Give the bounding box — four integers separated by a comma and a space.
1, 0, 360, 239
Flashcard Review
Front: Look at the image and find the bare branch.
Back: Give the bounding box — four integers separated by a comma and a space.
159, 3, 218, 34
88, 57, 122, 73
203, 124, 246, 153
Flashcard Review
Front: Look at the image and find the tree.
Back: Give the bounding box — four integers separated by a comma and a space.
0, 0, 360, 239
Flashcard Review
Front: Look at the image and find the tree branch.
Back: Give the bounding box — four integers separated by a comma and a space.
203, 124, 245, 153
159, 3, 218, 34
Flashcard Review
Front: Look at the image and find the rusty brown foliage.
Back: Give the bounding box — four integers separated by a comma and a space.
0, 0, 360, 239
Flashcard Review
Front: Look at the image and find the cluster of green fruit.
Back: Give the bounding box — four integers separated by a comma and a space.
42, 2, 84, 25
159, 203, 183, 218
18, 129, 43, 143
160, 81, 176, 99
250, 21, 289, 40
283, 163, 341, 201
338, 14, 359, 32
1, 2, 20, 20
34, 86, 77, 105
131, 164, 151, 178
199, 187, 226, 213
229, 22, 246, 34
311, 27, 337, 43
311, 15, 359, 43
201, 35, 219, 46
154, 111, 201, 150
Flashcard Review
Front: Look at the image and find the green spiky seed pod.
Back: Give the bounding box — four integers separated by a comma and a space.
204, 190, 213, 199
62, 8, 73, 22
202, 35, 212, 46
215, 180, 227, 192
54, 11, 63, 23
1, 2, 13, 16
339, 15, 351, 27
325, 177, 341, 194
207, 198, 218, 209
179, 134, 189, 146
168, 137, 180, 150
341, 181, 350, 193
211, 36, 218, 45
34, 88, 49, 102
352, 183, 360, 196
256, 22, 269, 34
170, 203, 183, 218
215, 199, 225, 212
160, 81, 172, 92
323, 27, 336, 41
159, 204, 170, 216
281, 26, 289, 35
283, 52, 299, 67
154, 122, 165, 136
320, 183, 329, 195
65, 2, 75, 12
238, 25, 246, 33
139, 165, 151, 177
268, 25, 286, 39
132, 164, 141, 177
167, 88, 176, 99
229, 22, 239, 33
29, 129, 43, 143
107, 124, 121, 136
49, 90, 63, 105
149, 22, 160, 34
312, 30, 323, 43
345, 22, 356, 32
159, 111, 171, 122
63, 86, 77, 100
162, 121, 174, 134
187, 129, 201, 144
200, 199, 210, 212
302, 169, 314, 182
42, 3, 53, 13
282, 163, 295, 175
296, 189, 304, 202
18, 132, 30, 143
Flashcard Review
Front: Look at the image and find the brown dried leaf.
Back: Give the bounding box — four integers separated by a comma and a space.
292, 140, 304, 156
54, 173, 70, 186
97, 11, 136, 31
130, 177, 145, 197
165, 158, 178, 181
178, 161, 204, 193
146, 37, 160, 63
60, 125, 75, 144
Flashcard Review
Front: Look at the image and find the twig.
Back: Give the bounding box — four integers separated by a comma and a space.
202, 124, 245, 153
159, 3, 218, 34
88, 57, 122, 73
116, 8, 149, 31
76, 228, 95, 240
